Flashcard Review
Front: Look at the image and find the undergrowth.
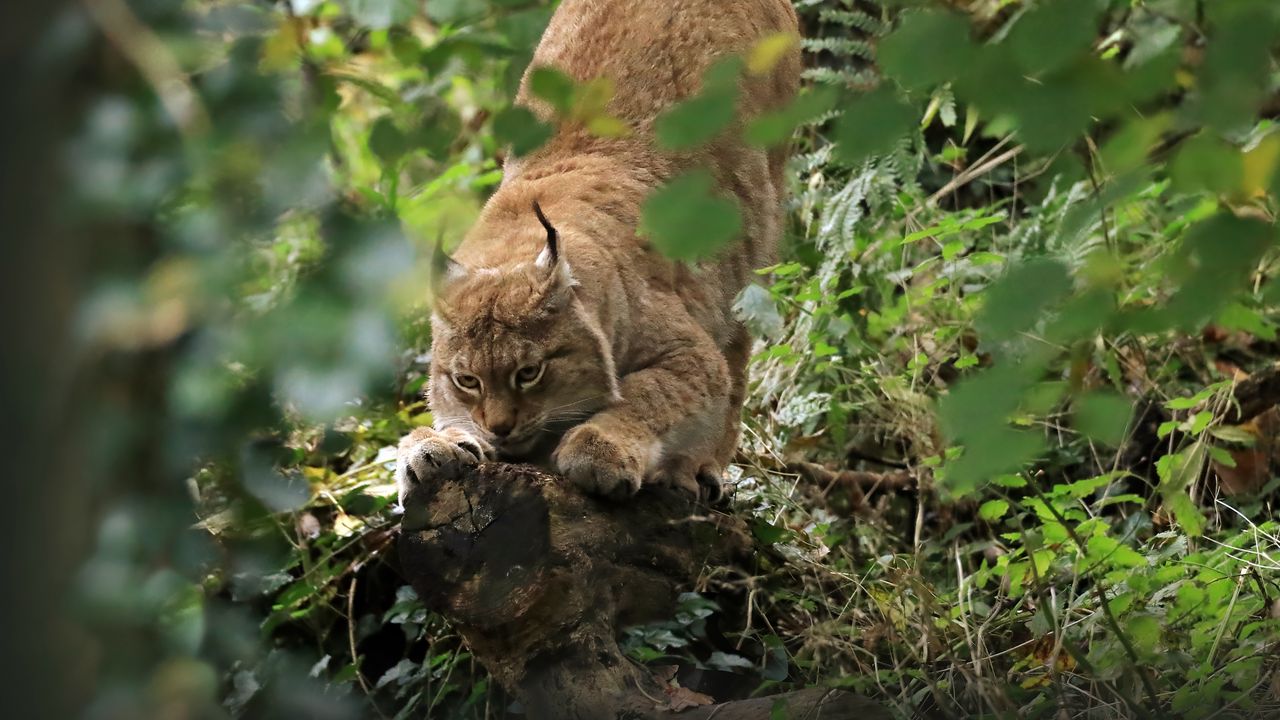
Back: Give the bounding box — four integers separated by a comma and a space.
81, 0, 1280, 717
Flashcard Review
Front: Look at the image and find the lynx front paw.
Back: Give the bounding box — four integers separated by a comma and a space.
396, 427, 493, 506
553, 423, 647, 500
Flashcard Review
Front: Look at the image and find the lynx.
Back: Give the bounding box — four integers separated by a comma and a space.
396, 0, 800, 503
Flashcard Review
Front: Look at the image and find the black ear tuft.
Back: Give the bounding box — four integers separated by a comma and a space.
532, 201, 559, 266
429, 231, 467, 296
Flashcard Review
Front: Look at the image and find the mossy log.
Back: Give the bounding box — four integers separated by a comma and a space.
397, 462, 887, 720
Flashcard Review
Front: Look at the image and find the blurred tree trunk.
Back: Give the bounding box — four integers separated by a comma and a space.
2, 2, 97, 716
1, 3, 179, 716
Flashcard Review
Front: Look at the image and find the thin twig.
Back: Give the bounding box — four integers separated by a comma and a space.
347, 574, 392, 720
81, 0, 210, 139
925, 144, 1025, 209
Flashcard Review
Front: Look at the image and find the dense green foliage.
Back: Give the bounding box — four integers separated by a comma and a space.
43, 0, 1280, 718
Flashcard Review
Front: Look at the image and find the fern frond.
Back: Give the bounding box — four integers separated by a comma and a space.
802, 37, 875, 60
817, 8, 885, 35
801, 66, 879, 87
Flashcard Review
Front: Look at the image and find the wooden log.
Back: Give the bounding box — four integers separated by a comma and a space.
1223, 363, 1280, 425
397, 462, 888, 720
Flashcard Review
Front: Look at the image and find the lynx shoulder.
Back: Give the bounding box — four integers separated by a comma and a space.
396, 0, 800, 505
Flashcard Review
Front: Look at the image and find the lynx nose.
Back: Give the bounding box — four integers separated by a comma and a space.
487, 414, 516, 439
481, 400, 517, 439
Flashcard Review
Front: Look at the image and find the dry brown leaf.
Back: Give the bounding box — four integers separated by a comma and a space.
665, 685, 714, 711
1213, 447, 1269, 496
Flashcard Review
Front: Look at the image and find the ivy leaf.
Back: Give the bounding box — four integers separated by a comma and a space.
640, 170, 742, 262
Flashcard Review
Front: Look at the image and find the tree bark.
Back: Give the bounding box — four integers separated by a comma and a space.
397, 462, 887, 720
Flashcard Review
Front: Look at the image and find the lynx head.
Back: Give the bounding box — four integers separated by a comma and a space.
427, 203, 618, 460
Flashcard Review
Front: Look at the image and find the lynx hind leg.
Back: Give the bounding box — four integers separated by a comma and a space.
395, 426, 493, 506
650, 394, 734, 502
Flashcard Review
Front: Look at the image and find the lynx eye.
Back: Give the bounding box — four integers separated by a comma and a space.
451, 373, 482, 393
513, 363, 546, 389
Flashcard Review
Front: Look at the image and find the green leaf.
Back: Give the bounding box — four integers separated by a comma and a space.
1124, 614, 1161, 658
492, 107, 552, 156
1052, 472, 1123, 500
1208, 425, 1257, 446
368, 117, 410, 164
751, 518, 790, 545
1075, 392, 1134, 446
746, 87, 837, 147
656, 90, 737, 150
1156, 214, 1276, 330
979, 499, 1010, 521
1196, 5, 1280, 133
833, 88, 916, 166
878, 10, 976, 91
1086, 534, 1146, 569
347, 0, 417, 29
1005, 0, 1100, 75
1165, 384, 1222, 410
1170, 134, 1244, 196
1217, 302, 1277, 340
1166, 486, 1206, 538
640, 169, 742, 262
975, 258, 1072, 342
529, 67, 576, 114
1187, 410, 1213, 435
424, 0, 486, 25
657, 57, 742, 150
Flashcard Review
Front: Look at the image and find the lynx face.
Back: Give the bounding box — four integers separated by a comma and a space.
428, 248, 619, 464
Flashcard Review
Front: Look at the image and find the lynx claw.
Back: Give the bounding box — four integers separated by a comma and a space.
396, 427, 493, 506
554, 423, 644, 500
696, 468, 725, 504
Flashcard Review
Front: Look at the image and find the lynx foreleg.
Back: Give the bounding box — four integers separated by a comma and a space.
553, 338, 729, 500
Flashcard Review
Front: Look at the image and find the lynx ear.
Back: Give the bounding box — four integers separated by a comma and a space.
429, 234, 468, 307
532, 201, 576, 295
